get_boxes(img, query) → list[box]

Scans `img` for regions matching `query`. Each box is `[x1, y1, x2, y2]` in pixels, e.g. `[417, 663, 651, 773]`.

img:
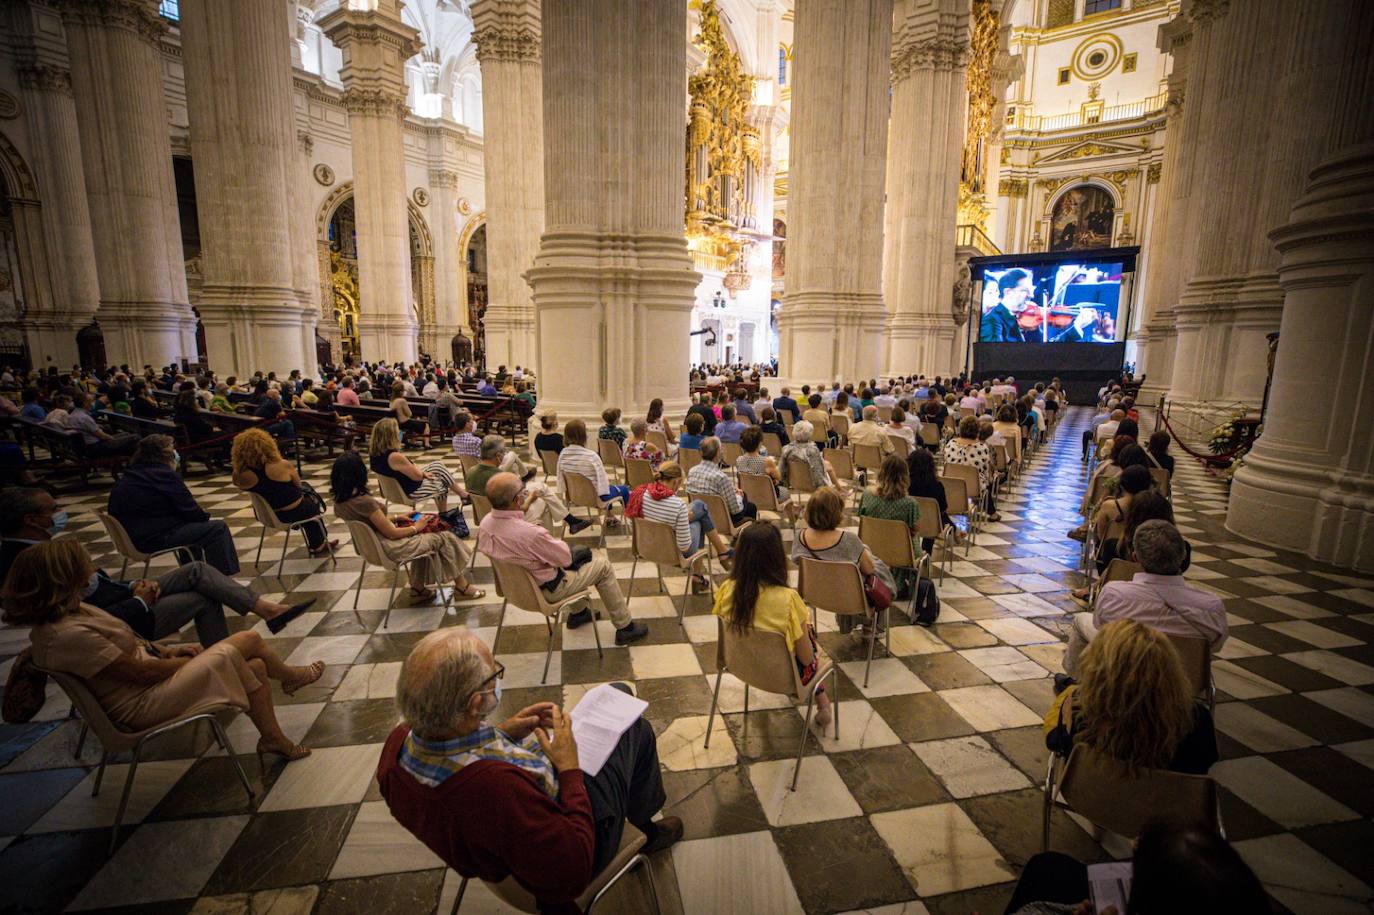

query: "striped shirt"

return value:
[688, 460, 741, 514]
[398, 725, 559, 797]
[557, 444, 611, 497]
[636, 488, 692, 551]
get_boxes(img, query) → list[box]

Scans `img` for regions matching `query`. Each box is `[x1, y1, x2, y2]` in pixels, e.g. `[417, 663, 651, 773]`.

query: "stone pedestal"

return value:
[180, 0, 316, 379]
[320, 1, 421, 365]
[776, 0, 892, 385]
[58, 0, 196, 368]
[527, 0, 699, 424]
[1227, 144, 1374, 572]
[882, 1, 966, 378]
[472, 0, 541, 373]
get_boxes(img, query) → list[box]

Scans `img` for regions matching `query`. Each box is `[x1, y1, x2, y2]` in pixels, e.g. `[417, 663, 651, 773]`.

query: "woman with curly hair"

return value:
[231, 428, 337, 557]
[1045, 619, 1216, 774]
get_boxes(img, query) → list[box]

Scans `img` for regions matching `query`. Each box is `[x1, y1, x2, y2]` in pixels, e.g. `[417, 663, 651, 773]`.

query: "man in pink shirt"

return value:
[478, 473, 647, 645]
[336, 378, 361, 406]
[1064, 520, 1227, 676]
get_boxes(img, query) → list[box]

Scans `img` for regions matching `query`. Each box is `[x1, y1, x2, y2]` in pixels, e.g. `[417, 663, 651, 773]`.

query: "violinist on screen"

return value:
[981, 269, 1033, 343]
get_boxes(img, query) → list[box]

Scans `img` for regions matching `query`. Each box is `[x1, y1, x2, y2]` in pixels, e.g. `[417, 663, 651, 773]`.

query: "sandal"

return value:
[409, 586, 437, 602]
[309, 540, 339, 557]
[454, 585, 487, 601]
[257, 737, 311, 768]
[282, 660, 326, 696]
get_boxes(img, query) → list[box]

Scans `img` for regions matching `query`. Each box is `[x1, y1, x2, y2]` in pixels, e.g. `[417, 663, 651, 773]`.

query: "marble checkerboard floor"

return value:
[2, 407, 1372, 915]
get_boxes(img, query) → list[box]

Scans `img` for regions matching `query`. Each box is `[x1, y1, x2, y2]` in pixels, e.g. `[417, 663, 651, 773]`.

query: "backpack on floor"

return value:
[911, 578, 940, 626]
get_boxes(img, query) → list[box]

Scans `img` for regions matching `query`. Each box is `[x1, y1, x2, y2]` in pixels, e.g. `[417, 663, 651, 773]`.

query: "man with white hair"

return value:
[378, 629, 682, 910]
[1062, 520, 1226, 677]
[467, 435, 590, 534]
[847, 404, 895, 457]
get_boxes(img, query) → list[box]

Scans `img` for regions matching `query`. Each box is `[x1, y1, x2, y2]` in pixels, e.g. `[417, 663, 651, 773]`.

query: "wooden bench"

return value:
[12, 416, 132, 491]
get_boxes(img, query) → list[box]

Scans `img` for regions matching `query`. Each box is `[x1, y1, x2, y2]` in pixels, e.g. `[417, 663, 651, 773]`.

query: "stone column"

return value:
[57, 0, 196, 369]
[528, 0, 699, 423]
[426, 166, 465, 361]
[776, 0, 893, 385]
[1227, 145, 1374, 571]
[10, 40, 100, 367]
[180, 0, 316, 379]
[472, 0, 541, 372]
[881, 0, 967, 377]
[289, 130, 321, 376]
[320, 1, 421, 365]
[1133, 16, 1191, 404]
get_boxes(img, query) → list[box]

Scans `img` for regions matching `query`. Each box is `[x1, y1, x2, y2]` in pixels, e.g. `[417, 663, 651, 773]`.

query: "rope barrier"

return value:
[1156, 409, 1249, 467]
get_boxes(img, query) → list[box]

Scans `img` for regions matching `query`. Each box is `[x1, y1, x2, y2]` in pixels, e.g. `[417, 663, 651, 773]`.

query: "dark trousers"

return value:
[585, 705, 666, 875]
[1002, 852, 1089, 914]
[89, 433, 139, 456]
[1081, 429, 1095, 457]
[265, 419, 296, 440]
[729, 498, 758, 527]
[149, 561, 258, 646]
[160, 519, 241, 576]
[275, 500, 329, 551]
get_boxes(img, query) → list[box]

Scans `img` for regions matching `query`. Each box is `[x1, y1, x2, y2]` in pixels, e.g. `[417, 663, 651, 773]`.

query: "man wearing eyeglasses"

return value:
[378, 629, 682, 912]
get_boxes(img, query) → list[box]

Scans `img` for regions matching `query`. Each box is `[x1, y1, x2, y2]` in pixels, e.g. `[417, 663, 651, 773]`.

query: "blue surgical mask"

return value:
[81, 571, 101, 598]
[48, 511, 69, 535]
[173, 451, 181, 469]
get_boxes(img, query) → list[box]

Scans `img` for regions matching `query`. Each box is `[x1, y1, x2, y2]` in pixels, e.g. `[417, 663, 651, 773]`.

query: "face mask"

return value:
[47, 511, 70, 536]
[173, 451, 182, 469]
[81, 571, 101, 598]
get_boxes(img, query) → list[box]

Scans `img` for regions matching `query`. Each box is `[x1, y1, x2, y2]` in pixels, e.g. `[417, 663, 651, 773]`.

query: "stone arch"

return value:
[0, 131, 39, 202]
[457, 210, 486, 366]
[316, 180, 354, 242]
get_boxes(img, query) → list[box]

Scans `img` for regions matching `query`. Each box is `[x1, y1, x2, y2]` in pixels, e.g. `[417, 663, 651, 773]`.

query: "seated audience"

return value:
[1048, 619, 1218, 775]
[735, 426, 795, 521]
[66, 390, 139, 455]
[1096, 490, 1186, 573]
[1065, 520, 1227, 676]
[480, 472, 647, 644]
[857, 455, 921, 597]
[732, 387, 757, 424]
[597, 407, 627, 449]
[686, 392, 717, 435]
[534, 413, 565, 456]
[174, 387, 218, 445]
[466, 434, 590, 534]
[331, 452, 483, 602]
[801, 393, 833, 444]
[230, 428, 337, 556]
[848, 405, 896, 458]
[943, 416, 999, 522]
[1, 488, 312, 644]
[792, 487, 893, 634]
[687, 437, 757, 526]
[714, 404, 746, 444]
[622, 419, 664, 469]
[7, 539, 322, 763]
[107, 435, 241, 575]
[772, 386, 800, 423]
[1147, 429, 1176, 477]
[645, 397, 677, 449]
[678, 412, 706, 452]
[757, 405, 790, 446]
[377, 628, 679, 911]
[252, 387, 296, 440]
[713, 523, 831, 727]
[370, 417, 468, 512]
[907, 446, 961, 550]
[886, 407, 915, 447]
[626, 462, 731, 588]
[557, 419, 631, 523]
[780, 420, 842, 491]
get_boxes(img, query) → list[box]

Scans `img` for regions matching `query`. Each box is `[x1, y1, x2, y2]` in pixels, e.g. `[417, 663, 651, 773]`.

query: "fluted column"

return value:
[776, 0, 893, 384]
[528, 0, 699, 424]
[1133, 16, 1192, 404]
[472, 0, 541, 372]
[57, 0, 196, 369]
[180, 0, 316, 379]
[320, 1, 421, 365]
[11, 46, 100, 367]
[426, 166, 465, 360]
[882, 0, 967, 377]
[289, 130, 321, 376]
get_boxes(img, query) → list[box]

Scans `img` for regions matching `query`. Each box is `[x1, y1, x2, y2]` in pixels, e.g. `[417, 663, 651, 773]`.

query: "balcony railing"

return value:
[956, 224, 1001, 257]
[1007, 90, 1167, 134]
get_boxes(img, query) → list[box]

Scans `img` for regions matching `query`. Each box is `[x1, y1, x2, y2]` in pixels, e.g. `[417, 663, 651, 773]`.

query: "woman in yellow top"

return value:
[711, 523, 832, 729]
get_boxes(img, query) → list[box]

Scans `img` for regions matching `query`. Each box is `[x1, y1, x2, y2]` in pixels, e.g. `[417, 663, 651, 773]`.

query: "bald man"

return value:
[479, 472, 647, 644]
[377, 629, 681, 911]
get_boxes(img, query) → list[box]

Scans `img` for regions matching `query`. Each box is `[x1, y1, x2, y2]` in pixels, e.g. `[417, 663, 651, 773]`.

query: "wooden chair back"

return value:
[828, 448, 856, 482]
[797, 557, 869, 621]
[598, 438, 625, 470]
[887, 435, 911, 459]
[739, 472, 781, 513]
[625, 458, 655, 488]
[943, 462, 982, 500]
[786, 457, 818, 494]
[877, 406, 893, 422]
[853, 443, 884, 472]
[858, 515, 917, 571]
[1165, 633, 1213, 700]
[762, 432, 784, 457]
[633, 517, 690, 568]
[714, 617, 810, 698]
[720, 441, 743, 468]
[940, 476, 972, 516]
[1057, 744, 1220, 839]
[679, 447, 702, 472]
[646, 430, 669, 453]
[919, 424, 942, 448]
[563, 470, 605, 513]
[538, 450, 560, 478]
[470, 492, 493, 525]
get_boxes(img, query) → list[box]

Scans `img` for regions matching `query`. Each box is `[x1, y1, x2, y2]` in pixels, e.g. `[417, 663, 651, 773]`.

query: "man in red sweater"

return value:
[377, 629, 682, 913]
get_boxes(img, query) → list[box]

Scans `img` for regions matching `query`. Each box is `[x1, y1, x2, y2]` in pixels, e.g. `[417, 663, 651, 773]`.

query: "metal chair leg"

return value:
[791, 690, 815, 791]
[541, 609, 561, 683]
[383, 568, 399, 629]
[109, 741, 144, 854]
[493, 599, 508, 653]
[92, 751, 109, 796]
[353, 560, 367, 609]
[590, 605, 604, 659]
[278, 527, 291, 578]
[209, 717, 255, 802]
[863, 621, 878, 688]
[703, 669, 724, 749]
[74, 721, 89, 759]
[255, 528, 266, 567]
[450, 876, 469, 915]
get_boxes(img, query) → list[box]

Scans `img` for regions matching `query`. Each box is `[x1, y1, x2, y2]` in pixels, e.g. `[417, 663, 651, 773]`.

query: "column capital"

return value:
[341, 86, 410, 119]
[318, 5, 421, 101]
[53, 0, 167, 44]
[16, 62, 73, 96]
[1188, 0, 1230, 27]
[471, 0, 541, 62]
[891, 38, 967, 83]
[429, 168, 460, 188]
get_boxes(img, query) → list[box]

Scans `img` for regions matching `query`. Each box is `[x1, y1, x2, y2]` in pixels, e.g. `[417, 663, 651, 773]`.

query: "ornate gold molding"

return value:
[998, 178, 1029, 197]
[1146, 162, 1162, 184]
[685, 0, 757, 233]
[1102, 168, 1137, 191]
[959, 0, 998, 226]
[472, 25, 540, 63]
[1036, 175, 1075, 195]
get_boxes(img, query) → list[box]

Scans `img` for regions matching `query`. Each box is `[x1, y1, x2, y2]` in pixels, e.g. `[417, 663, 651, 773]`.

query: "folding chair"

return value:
[689, 489, 751, 541]
[1090, 557, 1142, 611]
[96, 510, 203, 580]
[913, 496, 955, 580]
[377, 473, 445, 514]
[598, 438, 626, 483]
[704, 618, 837, 791]
[456, 452, 479, 483]
[625, 457, 655, 489]
[247, 492, 337, 579]
[38, 666, 253, 854]
[830, 413, 850, 443]
[489, 557, 602, 684]
[798, 557, 887, 688]
[877, 405, 893, 422]
[887, 435, 911, 459]
[345, 519, 452, 627]
[738, 472, 789, 527]
[628, 517, 714, 625]
[919, 424, 942, 450]
[564, 470, 623, 549]
[858, 515, 921, 619]
[1150, 466, 1172, 499]
[538, 449, 560, 484]
[678, 447, 702, 472]
[1042, 743, 1222, 853]
[939, 475, 976, 554]
[1166, 633, 1216, 714]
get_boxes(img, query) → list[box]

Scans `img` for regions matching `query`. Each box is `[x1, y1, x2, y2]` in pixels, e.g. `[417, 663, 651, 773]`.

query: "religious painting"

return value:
[772, 218, 786, 279]
[1049, 184, 1114, 251]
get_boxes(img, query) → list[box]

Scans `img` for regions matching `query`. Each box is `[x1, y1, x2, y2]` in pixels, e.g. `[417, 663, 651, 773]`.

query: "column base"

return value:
[25, 312, 98, 369]
[882, 314, 959, 378]
[361, 313, 419, 366]
[197, 296, 318, 379]
[1229, 449, 1374, 573]
[95, 301, 198, 370]
[776, 292, 887, 386]
[483, 305, 537, 372]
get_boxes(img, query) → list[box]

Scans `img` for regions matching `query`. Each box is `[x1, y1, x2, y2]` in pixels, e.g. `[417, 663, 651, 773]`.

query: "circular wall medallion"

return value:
[412, 187, 430, 207]
[313, 163, 336, 186]
[1071, 33, 1123, 81]
[457, 197, 472, 215]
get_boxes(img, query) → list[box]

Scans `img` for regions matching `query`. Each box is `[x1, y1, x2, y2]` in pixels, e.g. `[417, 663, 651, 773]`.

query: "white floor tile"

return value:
[911, 736, 1030, 798]
[937, 685, 1041, 732]
[871, 803, 1016, 896]
[259, 743, 384, 812]
[1212, 756, 1358, 828]
[673, 831, 803, 915]
[747, 756, 862, 827]
[329, 800, 445, 879]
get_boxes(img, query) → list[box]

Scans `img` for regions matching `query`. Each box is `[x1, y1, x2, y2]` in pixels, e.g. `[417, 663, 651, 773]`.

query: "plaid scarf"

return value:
[398, 725, 559, 797]
[626, 481, 676, 519]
